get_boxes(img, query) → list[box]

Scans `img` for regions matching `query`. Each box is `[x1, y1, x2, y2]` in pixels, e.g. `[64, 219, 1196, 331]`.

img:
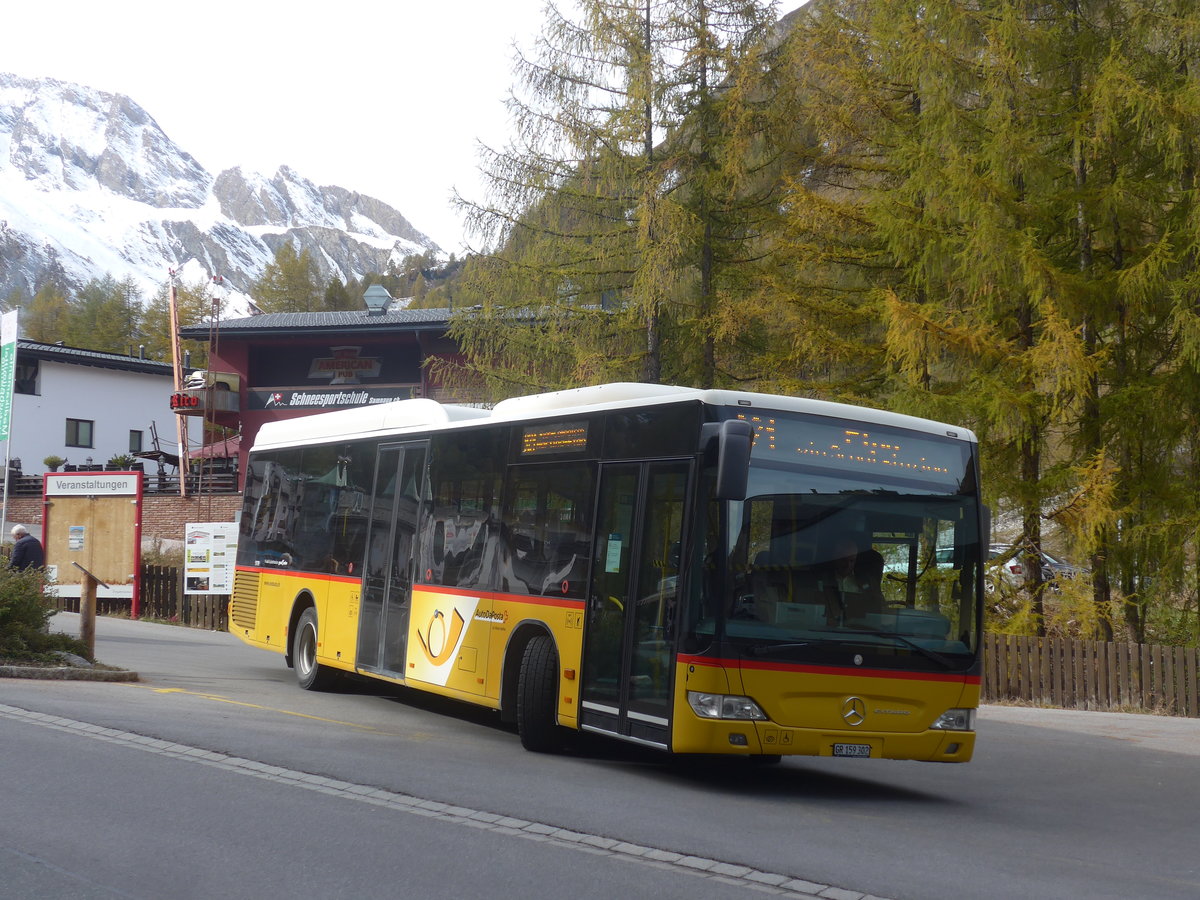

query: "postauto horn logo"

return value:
[417, 608, 466, 666]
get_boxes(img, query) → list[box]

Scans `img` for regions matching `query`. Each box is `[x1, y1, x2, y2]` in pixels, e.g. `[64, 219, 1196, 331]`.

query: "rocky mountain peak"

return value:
[0, 73, 210, 208]
[0, 72, 439, 303]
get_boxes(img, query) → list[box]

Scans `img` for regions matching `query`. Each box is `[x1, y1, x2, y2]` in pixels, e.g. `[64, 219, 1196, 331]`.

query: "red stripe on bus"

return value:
[234, 565, 360, 585]
[234, 569, 586, 609]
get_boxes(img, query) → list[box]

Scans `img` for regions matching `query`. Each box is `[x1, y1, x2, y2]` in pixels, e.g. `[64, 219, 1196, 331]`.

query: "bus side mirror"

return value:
[711, 419, 751, 502]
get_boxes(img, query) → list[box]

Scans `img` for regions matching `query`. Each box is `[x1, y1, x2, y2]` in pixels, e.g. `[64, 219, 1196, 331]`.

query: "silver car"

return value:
[987, 543, 1088, 592]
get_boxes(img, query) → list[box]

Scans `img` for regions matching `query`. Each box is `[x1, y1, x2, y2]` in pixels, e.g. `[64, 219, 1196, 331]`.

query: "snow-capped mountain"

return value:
[0, 73, 439, 309]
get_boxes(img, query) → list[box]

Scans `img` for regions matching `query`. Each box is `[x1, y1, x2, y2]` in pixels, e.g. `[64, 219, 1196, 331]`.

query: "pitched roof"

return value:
[18, 340, 177, 377]
[179, 307, 456, 339]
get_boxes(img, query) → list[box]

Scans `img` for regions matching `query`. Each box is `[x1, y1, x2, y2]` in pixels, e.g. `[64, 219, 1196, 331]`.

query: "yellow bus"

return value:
[231, 383, 982, 761]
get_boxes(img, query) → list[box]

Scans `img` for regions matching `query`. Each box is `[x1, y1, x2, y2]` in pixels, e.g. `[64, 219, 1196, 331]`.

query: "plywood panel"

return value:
[45, 495, 138, 586]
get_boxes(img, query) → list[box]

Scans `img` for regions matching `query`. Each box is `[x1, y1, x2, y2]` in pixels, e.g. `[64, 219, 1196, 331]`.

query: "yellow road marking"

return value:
[121, 682, 412, 735]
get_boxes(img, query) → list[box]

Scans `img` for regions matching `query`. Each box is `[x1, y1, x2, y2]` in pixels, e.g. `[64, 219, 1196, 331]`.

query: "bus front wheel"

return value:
[294, 607, 339, 691]
[517, 635, 561, 752]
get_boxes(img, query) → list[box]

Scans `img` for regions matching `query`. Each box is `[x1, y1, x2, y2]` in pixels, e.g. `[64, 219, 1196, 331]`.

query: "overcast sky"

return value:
[3, 0, 551, 254]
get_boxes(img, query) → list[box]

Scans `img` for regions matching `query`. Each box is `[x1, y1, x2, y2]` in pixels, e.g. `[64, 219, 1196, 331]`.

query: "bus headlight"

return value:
[930, 708, 976, 731]
[687, 691, 768, 721]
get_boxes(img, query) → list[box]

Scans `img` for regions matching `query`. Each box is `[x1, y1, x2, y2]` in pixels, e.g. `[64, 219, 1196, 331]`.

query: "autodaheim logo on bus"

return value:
[307, 346, 382, 385]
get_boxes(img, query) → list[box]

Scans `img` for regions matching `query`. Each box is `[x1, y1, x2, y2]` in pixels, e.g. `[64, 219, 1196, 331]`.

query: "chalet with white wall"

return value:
[9, 340, 200, 475]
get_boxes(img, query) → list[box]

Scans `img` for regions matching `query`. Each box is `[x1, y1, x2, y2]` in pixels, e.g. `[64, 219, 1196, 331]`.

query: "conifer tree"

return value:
[1081, 0, 1200, 641]
[662, 0, 784, 387]
[64, 275, 144, 353]
[323, 277, 355, 311]
[22, 282, 72, 343]
[773, 0, 1200, 639]
[3, 286, 31, 315]
[141, 277, 220, 367]
[450, 0, 778, 398]
[252, 243, 322, 313]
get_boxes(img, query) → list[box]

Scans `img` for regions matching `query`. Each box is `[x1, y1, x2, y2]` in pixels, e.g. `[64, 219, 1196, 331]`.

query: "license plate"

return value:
[833, 743, 872, 758]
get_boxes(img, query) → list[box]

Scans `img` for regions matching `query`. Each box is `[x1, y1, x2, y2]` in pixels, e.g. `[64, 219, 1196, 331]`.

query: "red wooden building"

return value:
[176, 305, 467, 487]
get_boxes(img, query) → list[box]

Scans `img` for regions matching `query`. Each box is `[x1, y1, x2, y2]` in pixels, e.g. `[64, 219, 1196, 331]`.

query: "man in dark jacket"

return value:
[10, 524, 44, 570]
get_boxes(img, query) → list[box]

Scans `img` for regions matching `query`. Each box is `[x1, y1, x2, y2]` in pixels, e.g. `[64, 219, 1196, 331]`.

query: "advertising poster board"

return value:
[185, 522, 238, 594]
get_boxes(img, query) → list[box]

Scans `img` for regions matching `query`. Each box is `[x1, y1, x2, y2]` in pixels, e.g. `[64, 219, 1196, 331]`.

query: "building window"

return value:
[15, 359, 39, 395]
[129, 430, 143, 453]
[66, 419, 94, 448]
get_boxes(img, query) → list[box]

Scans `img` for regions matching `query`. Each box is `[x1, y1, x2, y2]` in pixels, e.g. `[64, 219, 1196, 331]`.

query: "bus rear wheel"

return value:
[517, 635, 561, 752]
[294, 607, 339, 691]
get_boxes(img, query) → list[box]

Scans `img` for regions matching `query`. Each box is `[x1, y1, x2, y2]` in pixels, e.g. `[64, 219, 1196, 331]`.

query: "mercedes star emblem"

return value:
[842, 696, 866, 727]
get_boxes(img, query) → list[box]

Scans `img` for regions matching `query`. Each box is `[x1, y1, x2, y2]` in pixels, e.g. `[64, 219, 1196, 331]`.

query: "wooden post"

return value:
[167, 272, 190, 497]
[79, 573, 96, 657]
[71, 561, 109, 659]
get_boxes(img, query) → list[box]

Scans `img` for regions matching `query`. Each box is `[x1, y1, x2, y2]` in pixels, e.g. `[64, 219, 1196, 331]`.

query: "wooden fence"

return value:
[983, 633, 1200, 718]
[140, 565, 228, 630]
[52, 565, 228, 631]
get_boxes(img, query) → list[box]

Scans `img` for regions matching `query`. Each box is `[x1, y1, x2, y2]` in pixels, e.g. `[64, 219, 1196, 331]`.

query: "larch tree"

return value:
[773, 0, 1200, 639]
[3, 285, 31, 315]
[323, 277, 355, 311]
[252, 243, 322, 313]
[21, 282, 71, 343]
[64, 275, 144, 353]
[1073, 0, 1200, 642]
[661, 0, 783, 387]
[774, 0, 1084, 633]
[449, 0, 779, 399]
[141, 276, 222, 368]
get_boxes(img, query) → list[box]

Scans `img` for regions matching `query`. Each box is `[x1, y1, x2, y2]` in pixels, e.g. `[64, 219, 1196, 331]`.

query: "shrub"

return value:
[141, 538, 184, 568]
[0, 566, 92, 662]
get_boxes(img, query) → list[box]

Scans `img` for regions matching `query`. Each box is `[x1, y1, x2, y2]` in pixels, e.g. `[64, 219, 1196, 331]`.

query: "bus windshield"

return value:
[689, 411, 982, 672]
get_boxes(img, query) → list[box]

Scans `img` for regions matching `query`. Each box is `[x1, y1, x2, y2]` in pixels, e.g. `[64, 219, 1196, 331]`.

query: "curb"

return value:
[0, 665, 139, 682]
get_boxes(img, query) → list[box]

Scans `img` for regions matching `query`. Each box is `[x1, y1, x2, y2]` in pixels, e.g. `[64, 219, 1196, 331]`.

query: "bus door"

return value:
[581, 460, 691, 747]
[357, 441, 427, 678]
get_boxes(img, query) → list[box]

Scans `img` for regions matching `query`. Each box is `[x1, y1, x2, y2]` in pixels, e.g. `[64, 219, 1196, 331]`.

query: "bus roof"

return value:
[250, 383, 976, 452]
[251, 399, 491, 451]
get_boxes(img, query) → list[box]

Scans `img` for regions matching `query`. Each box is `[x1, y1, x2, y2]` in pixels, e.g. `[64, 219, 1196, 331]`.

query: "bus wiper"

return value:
[834, 626, 959, 669]
[745, 641, 810, 657]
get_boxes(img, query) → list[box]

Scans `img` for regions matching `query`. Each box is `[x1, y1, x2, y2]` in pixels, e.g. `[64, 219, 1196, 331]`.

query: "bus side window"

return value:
[500, 462, 594, 599]
[422, 429, 504, 591]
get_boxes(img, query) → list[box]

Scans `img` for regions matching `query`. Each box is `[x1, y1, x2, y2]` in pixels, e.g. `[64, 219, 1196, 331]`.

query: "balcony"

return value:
[170, 387, 240, 416]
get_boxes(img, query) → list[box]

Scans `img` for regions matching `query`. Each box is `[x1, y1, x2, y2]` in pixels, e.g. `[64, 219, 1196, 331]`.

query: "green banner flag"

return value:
[0, 310, 17, 442]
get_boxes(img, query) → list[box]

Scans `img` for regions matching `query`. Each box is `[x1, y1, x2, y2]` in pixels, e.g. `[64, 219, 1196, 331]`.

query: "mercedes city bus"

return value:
[231, 383, 983, 761]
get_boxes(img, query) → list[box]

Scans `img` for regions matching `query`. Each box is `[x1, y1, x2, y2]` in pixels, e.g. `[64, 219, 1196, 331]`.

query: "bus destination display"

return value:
[521, 421, 589, 456]
[738, 412, 964, 487]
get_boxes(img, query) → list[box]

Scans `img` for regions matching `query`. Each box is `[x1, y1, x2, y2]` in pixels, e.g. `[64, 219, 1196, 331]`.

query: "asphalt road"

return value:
[2, 614, 1197, 900]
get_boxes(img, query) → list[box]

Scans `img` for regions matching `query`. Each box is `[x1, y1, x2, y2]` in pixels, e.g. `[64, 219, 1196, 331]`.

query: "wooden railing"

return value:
[983, 633, 1200, 718]
[5, 470, 238, 495]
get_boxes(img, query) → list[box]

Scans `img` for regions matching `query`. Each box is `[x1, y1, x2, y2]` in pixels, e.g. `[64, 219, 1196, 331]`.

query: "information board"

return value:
[184, 522, 238, 594]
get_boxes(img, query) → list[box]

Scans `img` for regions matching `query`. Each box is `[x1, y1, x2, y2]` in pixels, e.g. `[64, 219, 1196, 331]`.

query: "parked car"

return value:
[1036, 548, 1089, 588]
[985, 544, 1024, 593]
[986, 543, 1088, 592]
[883, 544, 1086, 594]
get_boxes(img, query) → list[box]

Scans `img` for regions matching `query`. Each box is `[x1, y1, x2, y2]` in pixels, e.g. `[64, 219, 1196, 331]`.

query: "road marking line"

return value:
[0, 702, 886, 900]
[124, 683, 409, 734]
